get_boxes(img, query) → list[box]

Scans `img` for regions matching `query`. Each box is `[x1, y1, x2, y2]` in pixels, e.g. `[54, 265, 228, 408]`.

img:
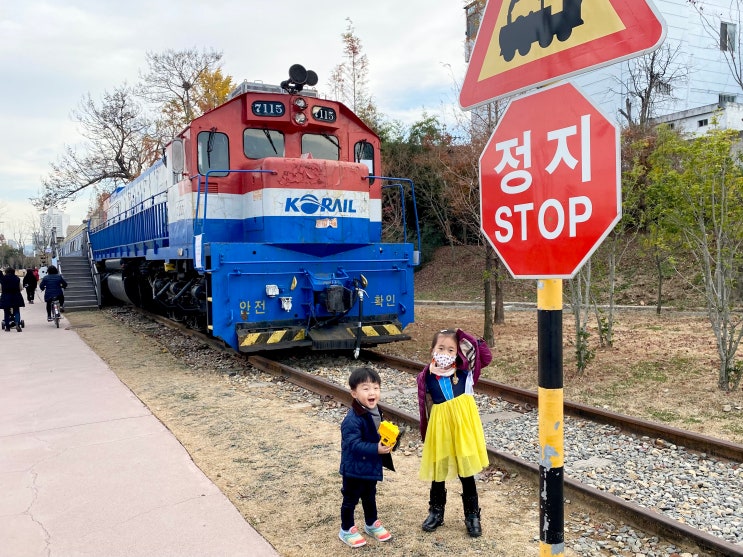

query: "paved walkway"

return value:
[0, 294, 279, 557]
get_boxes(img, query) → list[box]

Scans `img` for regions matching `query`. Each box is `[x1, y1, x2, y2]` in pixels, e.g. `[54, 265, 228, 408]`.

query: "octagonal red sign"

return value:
[480, 82, 620, 279]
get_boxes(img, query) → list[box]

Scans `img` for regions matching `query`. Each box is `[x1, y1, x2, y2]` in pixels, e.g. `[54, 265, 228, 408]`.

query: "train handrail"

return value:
[370, 175, 422, 266]
[83, 223, 102, 308]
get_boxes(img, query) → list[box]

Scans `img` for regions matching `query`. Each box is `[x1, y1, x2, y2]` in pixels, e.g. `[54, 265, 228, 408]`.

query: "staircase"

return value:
[58, 255, 100, 311]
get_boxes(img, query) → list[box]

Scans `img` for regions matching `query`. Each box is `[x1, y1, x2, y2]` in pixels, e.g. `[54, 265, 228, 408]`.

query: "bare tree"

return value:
[618, 42, 689, 127]
[688, 0, 743, 92]
[328, 19, 380, 130]
[33, 85, 153, 210]
[7, 219, 30, 261]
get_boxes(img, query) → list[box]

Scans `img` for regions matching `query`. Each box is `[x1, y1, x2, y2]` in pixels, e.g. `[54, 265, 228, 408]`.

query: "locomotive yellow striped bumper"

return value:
[236, 322, 409, 352]
[237, 327, 311, 352]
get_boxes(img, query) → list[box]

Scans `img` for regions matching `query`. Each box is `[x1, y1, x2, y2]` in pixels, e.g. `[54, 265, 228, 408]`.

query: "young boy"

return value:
[338, 367, 394, 548]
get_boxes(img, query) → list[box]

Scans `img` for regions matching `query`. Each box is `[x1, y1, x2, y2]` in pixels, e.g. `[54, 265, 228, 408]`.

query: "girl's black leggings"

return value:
[430, 474, 477, 498]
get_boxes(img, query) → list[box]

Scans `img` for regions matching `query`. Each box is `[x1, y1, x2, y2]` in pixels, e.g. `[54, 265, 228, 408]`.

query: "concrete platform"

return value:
[0, 293, 279, 557]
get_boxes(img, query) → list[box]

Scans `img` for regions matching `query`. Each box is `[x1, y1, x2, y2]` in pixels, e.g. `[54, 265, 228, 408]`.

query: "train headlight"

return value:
[294, 97, 307, 109]
[294, 113, 307, 125]
[280, 297, 293, 311]
[266, 284, 279, 297]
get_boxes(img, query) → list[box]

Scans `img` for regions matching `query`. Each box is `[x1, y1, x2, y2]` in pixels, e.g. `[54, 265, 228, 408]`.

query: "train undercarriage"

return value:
[99, 257, 411, 354]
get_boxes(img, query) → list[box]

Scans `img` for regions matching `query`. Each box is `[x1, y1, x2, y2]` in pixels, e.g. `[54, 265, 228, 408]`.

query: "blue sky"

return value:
[0, 0, 470, 229]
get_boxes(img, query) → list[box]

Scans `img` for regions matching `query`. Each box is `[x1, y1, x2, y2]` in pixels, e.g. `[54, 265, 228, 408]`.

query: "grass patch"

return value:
[628, 356, 700, 384]
[488, 359, 522, 378]
[682, 416, 703, 425]
[630, 361, 668, 383]
[723, 422, 743, 436]
[649, 409, 680, 422]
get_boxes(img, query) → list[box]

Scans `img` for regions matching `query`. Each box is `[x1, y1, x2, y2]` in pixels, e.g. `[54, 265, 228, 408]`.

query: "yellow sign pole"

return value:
[537, 278, 564, 556]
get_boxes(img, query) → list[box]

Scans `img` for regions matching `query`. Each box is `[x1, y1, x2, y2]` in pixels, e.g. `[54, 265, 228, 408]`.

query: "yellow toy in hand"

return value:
[378, 420, 400, 448]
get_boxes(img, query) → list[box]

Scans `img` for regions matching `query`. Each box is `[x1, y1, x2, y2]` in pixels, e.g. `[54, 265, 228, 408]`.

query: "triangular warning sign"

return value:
[460, 0, 667, 109]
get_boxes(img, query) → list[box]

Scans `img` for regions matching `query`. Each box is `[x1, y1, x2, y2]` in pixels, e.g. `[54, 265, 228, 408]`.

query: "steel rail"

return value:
[248, 352, 743, 557]
[361, 350, 743, 462]
[124, 310, 742, 555]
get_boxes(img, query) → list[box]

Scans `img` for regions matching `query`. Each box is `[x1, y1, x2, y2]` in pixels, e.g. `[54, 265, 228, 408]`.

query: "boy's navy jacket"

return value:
[340, 399, 395, 480]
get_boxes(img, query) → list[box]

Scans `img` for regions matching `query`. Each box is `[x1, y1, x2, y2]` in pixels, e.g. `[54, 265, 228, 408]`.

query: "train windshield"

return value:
[244, 128, 285, 159]
[197, 130, 229, 177]
[302, 133, 340, 161]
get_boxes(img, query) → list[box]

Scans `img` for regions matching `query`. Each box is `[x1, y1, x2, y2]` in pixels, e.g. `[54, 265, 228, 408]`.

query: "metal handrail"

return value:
[84, 223, 102, 308]
[369, 175, 422, 264]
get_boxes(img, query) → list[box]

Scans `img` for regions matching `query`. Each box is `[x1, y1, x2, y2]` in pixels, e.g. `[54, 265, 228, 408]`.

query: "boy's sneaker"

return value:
[364, 520, 392, 542]
[339, 526, 366, 548]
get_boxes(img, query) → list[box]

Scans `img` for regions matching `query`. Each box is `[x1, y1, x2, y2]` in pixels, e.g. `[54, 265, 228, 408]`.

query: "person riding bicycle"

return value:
[40, 265, 68, 322]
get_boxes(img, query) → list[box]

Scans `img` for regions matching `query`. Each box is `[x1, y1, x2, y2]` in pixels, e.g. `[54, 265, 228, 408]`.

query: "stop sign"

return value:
[480, 82, 620, 279]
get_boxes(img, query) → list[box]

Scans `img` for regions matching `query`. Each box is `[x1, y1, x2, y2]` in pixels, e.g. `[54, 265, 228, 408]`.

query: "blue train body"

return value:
[86, 66, 419, 353]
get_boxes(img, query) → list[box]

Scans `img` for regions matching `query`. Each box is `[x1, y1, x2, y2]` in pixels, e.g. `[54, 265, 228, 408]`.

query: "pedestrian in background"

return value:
[0, 268, 25, 332]
[338, 367, 394, 548]
[23, 268, 38, 304]
[417, 328, 492, 537]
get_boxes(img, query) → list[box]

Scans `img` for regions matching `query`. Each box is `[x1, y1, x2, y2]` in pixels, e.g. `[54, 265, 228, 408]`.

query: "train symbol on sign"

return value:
[499, 0, 584, 62]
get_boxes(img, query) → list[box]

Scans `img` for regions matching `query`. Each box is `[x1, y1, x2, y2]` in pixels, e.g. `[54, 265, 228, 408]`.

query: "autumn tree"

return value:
[138, 47, 225, 128]
[648, 124, 743, 390]
[155, 67, 233, 140]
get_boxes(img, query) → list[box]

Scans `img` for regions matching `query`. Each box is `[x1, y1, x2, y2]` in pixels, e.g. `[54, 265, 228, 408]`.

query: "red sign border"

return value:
[461, 0, 667, 109]
[478, 82, 622, 280]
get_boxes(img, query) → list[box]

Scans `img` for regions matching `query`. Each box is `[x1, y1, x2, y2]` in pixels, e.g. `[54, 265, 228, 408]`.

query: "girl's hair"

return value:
[47, 265, 58, 274]
[430, 328, 457, 350]
[4, 267, 15, 275]
[349, 366, 381, 389]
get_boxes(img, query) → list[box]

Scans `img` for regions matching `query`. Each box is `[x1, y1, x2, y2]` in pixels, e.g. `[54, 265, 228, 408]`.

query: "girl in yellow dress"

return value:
[416, 328, 492, 537]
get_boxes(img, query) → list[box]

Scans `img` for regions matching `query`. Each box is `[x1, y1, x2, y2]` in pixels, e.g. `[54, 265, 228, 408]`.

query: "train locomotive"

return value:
[87, 64, 420, 355]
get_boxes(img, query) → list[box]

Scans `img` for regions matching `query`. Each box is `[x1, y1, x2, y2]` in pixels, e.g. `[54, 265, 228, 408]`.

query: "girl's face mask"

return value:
[432, 352, 456, 369]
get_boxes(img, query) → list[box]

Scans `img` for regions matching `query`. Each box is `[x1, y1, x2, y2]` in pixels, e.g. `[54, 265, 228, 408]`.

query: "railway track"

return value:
[247, 351, 743, 557]
[133, 309, 743, 556]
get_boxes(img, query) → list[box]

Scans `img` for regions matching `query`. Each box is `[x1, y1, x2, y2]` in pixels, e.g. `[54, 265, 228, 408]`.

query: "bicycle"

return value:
[51, 298, 62, 328]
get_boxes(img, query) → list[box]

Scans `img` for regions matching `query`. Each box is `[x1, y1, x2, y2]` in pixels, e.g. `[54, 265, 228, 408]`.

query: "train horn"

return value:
[281, 64, 318, 93]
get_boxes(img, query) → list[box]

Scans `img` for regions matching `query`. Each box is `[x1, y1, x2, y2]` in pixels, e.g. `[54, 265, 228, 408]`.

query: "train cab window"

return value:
[302, 133, 340, 161]
[244, 128, 285, 159]
[354, 140, 375, 185]
[197, 130, 229, 177]
[354, 140, 375, 175]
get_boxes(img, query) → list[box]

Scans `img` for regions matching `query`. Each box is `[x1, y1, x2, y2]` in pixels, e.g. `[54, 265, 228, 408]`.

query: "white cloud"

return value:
[0, 0, 470, 225]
